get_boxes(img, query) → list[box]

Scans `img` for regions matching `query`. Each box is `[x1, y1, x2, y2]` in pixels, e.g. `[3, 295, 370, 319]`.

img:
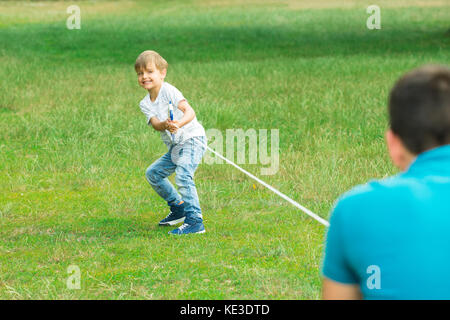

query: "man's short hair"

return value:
[389, 65, 450, 154]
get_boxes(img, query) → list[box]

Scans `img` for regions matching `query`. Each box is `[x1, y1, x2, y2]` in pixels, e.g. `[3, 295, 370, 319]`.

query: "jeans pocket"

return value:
[192, 137, 206, 165]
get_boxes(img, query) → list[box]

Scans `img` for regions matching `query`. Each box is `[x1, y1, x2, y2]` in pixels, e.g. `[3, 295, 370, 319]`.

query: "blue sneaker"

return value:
[169, 222, 206, 235]
[159, 201, 186, 226]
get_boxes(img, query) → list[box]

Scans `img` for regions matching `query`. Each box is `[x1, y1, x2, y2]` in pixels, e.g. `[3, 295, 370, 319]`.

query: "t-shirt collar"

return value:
[406, 144, 450, 176]
[148, 82, 165, 104]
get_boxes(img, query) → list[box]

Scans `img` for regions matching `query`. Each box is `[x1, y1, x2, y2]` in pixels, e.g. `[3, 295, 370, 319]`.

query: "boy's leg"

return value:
[145, 150, 182, 207]
[173, 136, 206, 225]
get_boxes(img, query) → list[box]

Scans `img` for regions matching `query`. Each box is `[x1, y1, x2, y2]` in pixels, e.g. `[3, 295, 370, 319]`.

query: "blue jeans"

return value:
[145, 136, 206, 225]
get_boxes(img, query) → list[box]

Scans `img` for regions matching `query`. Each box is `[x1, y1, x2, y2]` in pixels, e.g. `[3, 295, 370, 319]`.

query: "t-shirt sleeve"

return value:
[321, 199, 359, 284]
[139, 100, 156, 125]
[166, 84, 187, 111]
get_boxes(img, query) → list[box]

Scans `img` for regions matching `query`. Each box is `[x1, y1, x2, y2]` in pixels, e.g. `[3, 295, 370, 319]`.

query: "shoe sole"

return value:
[159, 217, 185, 226]
[169, 229, 206, 235]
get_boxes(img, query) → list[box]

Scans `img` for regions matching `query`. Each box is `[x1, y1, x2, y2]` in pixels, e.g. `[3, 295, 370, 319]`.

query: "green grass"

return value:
[0, 0, 449, 299]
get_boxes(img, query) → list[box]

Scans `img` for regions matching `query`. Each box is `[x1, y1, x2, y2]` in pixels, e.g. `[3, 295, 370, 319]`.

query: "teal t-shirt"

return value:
[322, 145, 450, 299]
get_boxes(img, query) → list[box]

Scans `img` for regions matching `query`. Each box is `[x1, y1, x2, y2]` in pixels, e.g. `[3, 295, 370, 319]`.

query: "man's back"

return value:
[323, 145, 450, 299]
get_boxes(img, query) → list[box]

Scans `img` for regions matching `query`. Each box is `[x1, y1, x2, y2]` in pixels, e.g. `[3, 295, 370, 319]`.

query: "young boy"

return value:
[135, 50, 207, 235]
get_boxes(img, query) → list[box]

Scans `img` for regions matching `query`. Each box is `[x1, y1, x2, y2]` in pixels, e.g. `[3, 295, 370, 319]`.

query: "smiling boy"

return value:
[135, 50, 207, 235]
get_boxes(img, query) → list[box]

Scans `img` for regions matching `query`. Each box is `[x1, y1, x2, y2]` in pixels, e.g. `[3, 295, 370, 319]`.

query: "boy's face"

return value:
[137, 61, 166, 91]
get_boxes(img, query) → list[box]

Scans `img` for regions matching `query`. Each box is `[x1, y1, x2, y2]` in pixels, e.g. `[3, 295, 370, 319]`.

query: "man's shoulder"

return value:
[335, 173, 413, 215]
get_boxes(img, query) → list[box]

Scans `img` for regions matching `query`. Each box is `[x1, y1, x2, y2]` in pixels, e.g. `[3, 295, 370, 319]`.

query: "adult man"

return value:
[322, 65, 450, 299]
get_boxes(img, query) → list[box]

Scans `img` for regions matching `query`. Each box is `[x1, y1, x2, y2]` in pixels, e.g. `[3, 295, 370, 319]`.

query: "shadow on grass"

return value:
[0, 18, 447, 67]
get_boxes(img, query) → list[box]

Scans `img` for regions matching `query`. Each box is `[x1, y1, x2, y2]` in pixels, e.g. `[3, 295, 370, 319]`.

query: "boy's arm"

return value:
[149, 117, 169, 132]
[171, 100, 195, 128]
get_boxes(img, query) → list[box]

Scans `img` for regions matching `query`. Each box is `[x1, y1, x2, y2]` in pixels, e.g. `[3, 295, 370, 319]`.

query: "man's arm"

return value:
[322, 277, 362, 300]
[322, 198, 362, 299]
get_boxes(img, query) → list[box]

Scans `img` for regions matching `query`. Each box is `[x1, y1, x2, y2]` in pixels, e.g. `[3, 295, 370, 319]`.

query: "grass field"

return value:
[0, 0, 449, 299]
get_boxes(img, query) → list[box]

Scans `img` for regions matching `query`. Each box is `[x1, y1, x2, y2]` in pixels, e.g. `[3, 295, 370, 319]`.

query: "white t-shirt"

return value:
[139, 82, 206, 148]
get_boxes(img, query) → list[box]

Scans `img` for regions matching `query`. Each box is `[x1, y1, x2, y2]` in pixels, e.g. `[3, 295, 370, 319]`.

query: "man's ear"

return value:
[161, 68, 167, 79]
[386, 129, 415, 171]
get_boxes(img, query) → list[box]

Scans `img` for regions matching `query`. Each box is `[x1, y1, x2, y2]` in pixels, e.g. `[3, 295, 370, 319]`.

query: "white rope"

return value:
[202, 139, 329, 227]
[170, 125, 330, 227]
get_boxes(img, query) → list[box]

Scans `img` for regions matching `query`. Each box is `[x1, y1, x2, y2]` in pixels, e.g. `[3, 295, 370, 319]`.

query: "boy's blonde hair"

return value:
[134, 50, 168, 72]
